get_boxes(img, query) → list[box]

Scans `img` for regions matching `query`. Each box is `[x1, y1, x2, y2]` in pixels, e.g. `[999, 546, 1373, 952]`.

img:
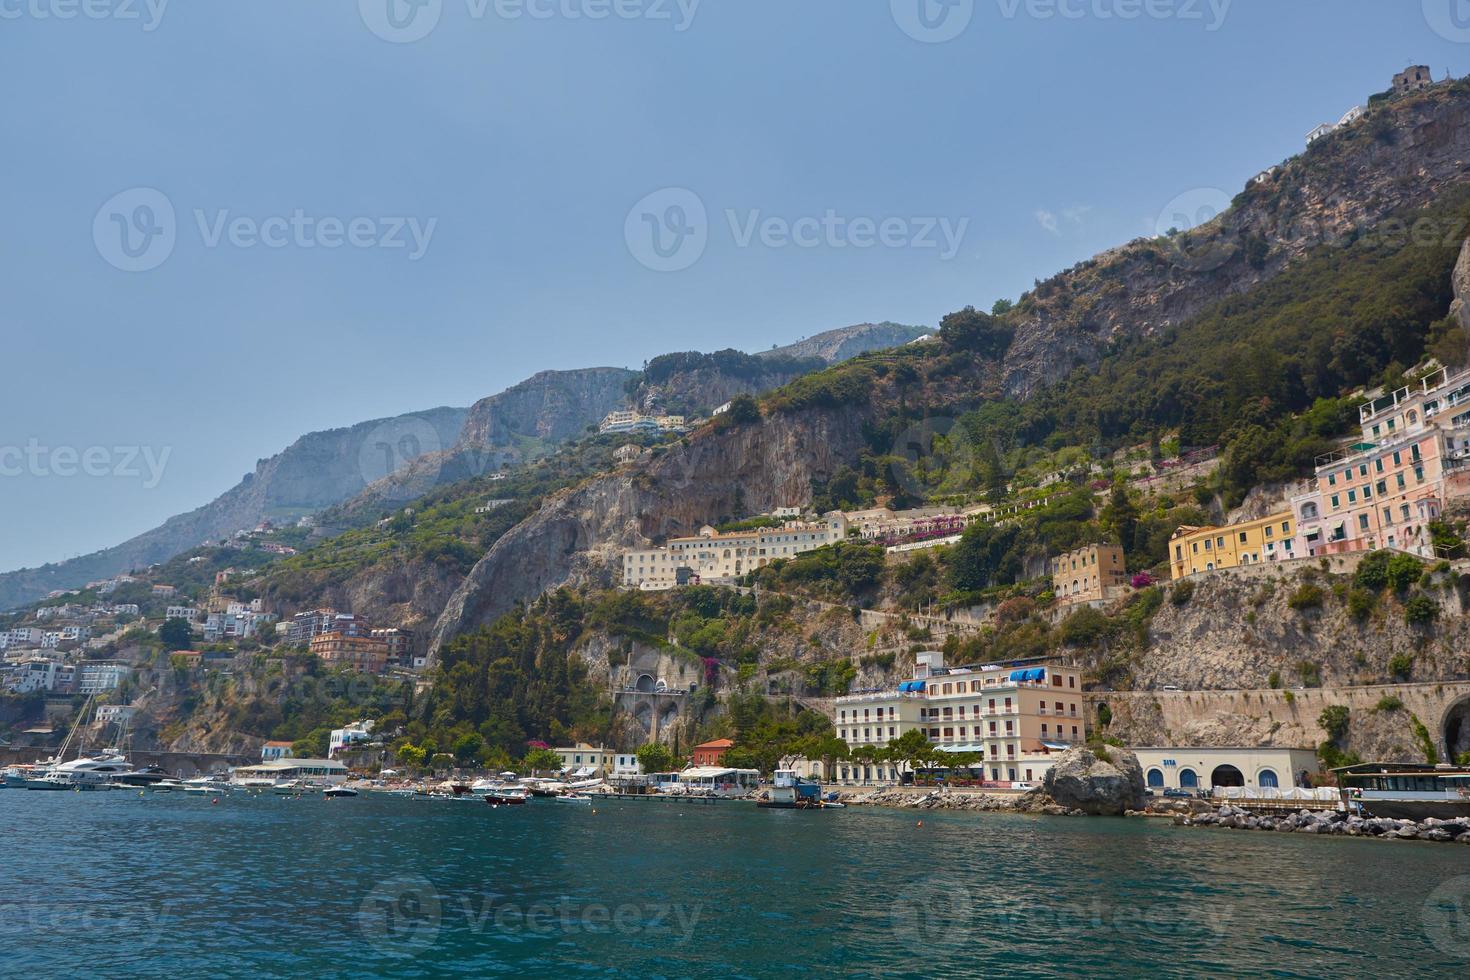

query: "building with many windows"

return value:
[833, 652, 1086, 785]
[309, 632, 390, 674]
[1169, 512, 1297, 580]
[1050, 543, 1129, 607]
[622, 513, 849, 589]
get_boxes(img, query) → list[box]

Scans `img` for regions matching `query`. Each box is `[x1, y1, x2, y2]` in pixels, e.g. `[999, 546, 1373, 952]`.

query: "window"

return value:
[1377, 481, 1387, 495]
[1146, 768, 1165, 788]
[1239, 531, 1248, 543]
[1375, 459, 1384, 474]
[1347, 490, 1356, 504]
[1397, 473, 1406, 490]
[1363, 485, 1372, 500]
[1328, 473, 1337, 486]
[1331, 494, 1340, 509]
[1358, 514, 1370, 531]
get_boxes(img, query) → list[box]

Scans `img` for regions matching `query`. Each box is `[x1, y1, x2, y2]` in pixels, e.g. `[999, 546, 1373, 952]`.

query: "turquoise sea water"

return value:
[2, 790, 1469, 978]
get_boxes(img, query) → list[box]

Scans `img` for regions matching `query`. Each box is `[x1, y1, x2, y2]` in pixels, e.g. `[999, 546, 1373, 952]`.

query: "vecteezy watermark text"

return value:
[625, 188, 969, 272]
[358, 0, 700, 43]
[890, 0, 1230, 43]
[357, 876, 704, 954]
[0, 440, 170, 489]
[0, 0, 168, 30]
[93, 188, 437, 272]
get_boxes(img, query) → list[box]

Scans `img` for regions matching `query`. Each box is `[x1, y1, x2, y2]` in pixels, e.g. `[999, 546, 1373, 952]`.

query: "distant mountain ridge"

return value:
[0, 321, 925, 610]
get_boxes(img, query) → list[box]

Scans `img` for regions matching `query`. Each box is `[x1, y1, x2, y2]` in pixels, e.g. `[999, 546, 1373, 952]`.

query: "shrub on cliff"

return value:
[1170, 580, 1195, 606]
[1403, 593, 1438, 625]
[1287, 582, 1325, 611]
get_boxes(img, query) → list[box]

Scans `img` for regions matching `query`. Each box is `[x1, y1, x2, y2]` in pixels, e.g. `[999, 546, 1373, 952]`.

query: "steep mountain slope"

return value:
[458, 367, 636, 448]
[761, 322, 929, 363]
[1001, 79, 1470, 397]
[0, 406, 468, 611]
[426, 81, 1470, 657]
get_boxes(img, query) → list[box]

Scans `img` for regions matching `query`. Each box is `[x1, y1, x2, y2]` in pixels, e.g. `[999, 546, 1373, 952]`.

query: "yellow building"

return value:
[1050, 543, 1129, 607]
[1169, 512, 1298, 580]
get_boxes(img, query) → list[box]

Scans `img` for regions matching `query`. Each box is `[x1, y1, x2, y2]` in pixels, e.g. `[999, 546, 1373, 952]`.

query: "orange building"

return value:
[691, 738, 734, 767]
[309, 631, 389, 674]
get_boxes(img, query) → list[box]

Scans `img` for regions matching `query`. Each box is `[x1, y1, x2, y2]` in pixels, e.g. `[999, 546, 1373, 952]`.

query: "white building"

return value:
[6, 658, 65, 694]
[3, 628, 45, 649]
[96, 704, 138, 725]
[166, 606, 200, 622]
[622, 513, 849, 589]
[329, 723, 375, 756]
[552, 743, 616, 777]
[77, 663, 130, 694]
[1338, 104, 1365, 127]
[1131, 746, 1320, 794]
[1305, 122, 1336, 145]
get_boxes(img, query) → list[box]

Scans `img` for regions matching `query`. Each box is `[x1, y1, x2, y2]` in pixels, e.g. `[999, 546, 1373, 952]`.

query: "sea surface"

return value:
[2, 789, 1469, 978]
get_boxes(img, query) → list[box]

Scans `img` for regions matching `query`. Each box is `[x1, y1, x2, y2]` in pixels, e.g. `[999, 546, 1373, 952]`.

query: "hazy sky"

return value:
[2, 0, 1466, 571]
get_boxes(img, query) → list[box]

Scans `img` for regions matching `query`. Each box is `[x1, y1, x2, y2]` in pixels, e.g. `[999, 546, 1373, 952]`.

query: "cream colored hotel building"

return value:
[834, 652, 1086, 785]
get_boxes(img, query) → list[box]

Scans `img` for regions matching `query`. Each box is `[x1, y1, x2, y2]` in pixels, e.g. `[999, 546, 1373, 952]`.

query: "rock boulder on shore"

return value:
[1042, 746, 1147, 816]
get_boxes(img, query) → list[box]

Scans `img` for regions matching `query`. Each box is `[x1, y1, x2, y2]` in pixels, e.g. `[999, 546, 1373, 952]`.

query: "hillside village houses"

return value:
[598, 410, 689, 436]
[1171, 364, 1470, 579]
[833, 651, 1086, 786]
[622, 512, 850, 589]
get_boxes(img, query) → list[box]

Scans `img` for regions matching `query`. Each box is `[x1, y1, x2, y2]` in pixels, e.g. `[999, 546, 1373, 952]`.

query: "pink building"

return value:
[1299, 367, 1470, 558]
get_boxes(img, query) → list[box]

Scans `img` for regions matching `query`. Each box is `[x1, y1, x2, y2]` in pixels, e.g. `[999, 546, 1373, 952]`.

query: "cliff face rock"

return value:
[429, 407, 870, 654]
[1449, 236, 1470, 334]
[762, 322, 930, 364]
[1042, 746, 1147, 815]
[1133, 564, 1470, 691]
[458, 367, 636, 448]
[1001, 83, 1470, 398]
[0, 406, 467, 611]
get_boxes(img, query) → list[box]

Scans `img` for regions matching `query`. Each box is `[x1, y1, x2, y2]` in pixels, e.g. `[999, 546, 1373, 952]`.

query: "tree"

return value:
[523, 747, 563, 775]
[396, 743, 428, 770]
[888, 729, 935, 778]
[938, 306, 1014, 360]
[636, 741, 677, 775]
[717, 394, 761, 428]
[159, 617, 193, 652]
[1318, 705, 1350, 743]
[292, 727, 330, 759]
[452, 732, 485, 764]
[990, 298, 1014, 316]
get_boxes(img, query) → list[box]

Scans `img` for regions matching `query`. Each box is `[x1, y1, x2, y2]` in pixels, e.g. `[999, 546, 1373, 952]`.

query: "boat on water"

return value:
[553, 793, 593, 804]
[150, 779, 189, 792]
[25, 753, 136, 791]
[111, 765, 171, 788]
[758, 770, 827, 810]
[1333, 762, 1470, 819]
[485, 786, 530, 805]
[272, 779, 321, 796]
[323, 786, 359, 798]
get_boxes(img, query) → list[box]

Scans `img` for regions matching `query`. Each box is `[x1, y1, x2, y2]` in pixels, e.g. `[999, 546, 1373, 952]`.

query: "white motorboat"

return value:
[150, 779, 189, 792]
[553, 793, 593, 804]
[26, 753, 135, 791]
[323, 786, 359, 798]
[182, 783, 225, 796]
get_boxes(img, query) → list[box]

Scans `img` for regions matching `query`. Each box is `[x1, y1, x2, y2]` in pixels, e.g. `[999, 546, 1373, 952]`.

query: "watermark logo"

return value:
[0, 440, 171, 488]
[1153, 186, 1235, 273]
[0, 0, 169, 31]
[359, 0, 699, 42]
[625, 187, 708, 272]
[625, 188, 970, 272]
[891, 0, 974, 43]
[1423, 875, 1470, 959]
[359, 875, 443, 953]
[359, 0, 443, 43]
[891, 881, 974, 945]
[93, 187, 176, 273]
[995, 0, 1231, 31]
[92, 189, 437, 271]
[358, 416, 444, 501]
[889, 415, 980, 501]
[1424, 0, 1470, 43]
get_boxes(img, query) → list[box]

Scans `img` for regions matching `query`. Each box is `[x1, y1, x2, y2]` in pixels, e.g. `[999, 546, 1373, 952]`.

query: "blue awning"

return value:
[1008, 667, 1046, 682]
[898, 680, 927, 692]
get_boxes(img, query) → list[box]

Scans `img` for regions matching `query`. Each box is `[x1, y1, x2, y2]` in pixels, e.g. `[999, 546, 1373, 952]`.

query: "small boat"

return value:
[757, 770, 828, 810]
[182, 783, 225, 796]
[323, 786, 359, 798]
[149, 779, 189, 792]
[485, 786, 530, 806]
[553, 793, 593, 804]
[111, 765, 171, 788]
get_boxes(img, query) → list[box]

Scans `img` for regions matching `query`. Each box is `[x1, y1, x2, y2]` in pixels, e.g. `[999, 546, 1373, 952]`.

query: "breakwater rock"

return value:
[1174, 804, 1470, 843]
[1043, 746, 1148, 816]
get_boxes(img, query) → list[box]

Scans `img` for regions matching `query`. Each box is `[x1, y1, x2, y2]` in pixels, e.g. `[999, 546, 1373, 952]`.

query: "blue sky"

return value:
[1, 0, 1466, 571]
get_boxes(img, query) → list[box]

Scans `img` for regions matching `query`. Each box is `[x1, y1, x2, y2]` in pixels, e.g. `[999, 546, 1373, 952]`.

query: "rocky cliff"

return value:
[0, 406, 468, 611]
[457, 367, 636, 448]
[762, 322, 929, 364]
[429, 406, 872, 653]
[1000, 81, 1470, 397]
